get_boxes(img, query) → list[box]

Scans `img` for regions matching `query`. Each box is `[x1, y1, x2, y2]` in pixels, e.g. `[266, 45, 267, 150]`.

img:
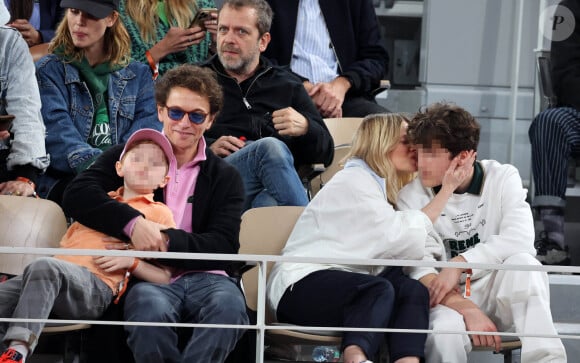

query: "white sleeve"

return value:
[461, 166, 536, 264]
[398, 181, 445, 279]
[289, 169, 432, 262]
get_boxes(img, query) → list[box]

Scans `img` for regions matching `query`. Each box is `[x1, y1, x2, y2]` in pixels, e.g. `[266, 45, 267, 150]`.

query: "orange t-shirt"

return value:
[54, 188, 176, 292]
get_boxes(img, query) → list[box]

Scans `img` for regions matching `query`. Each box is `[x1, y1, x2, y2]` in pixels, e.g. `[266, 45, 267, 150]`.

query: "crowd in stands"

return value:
[0, 0, 574, 362]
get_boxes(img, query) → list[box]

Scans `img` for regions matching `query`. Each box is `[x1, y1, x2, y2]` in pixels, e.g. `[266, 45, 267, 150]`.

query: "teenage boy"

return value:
[397, 102, 566, 363]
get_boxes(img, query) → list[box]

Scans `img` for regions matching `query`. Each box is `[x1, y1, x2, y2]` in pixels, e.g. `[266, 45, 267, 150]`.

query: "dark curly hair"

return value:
[408, 102, 480, 157]
[155, 64, 223, 117]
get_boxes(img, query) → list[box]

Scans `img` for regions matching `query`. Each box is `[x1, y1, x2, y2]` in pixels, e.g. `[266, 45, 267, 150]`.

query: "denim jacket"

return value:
[36, 54, 160, 196]
[0, 27, 50, 179]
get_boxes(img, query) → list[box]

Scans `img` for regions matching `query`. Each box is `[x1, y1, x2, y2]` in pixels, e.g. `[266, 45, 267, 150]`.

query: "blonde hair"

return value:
[125, 0, 197, 42]
[345, 113, 415, 205]
[49, 10, 131, 66]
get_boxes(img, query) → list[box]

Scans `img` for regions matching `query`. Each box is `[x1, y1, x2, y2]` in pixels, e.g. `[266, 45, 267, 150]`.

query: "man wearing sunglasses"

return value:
[201, 0, 334, 210]
[62, 65, 248, 363]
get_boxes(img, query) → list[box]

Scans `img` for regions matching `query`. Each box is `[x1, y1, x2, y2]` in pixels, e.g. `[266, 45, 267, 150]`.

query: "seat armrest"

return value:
[371, 79, 391, 97]
[297, 163, 326, 200]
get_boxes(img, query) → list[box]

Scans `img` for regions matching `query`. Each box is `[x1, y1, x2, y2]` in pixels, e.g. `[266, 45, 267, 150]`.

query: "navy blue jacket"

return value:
[552, 0, 580, 110]
[38, 0, 63, 42]
[7, 0, 63, 43]
[264, 0, 389, 97]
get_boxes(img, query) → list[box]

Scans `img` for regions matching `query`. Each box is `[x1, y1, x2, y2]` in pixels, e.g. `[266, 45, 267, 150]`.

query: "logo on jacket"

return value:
[443, 233, 481, 258]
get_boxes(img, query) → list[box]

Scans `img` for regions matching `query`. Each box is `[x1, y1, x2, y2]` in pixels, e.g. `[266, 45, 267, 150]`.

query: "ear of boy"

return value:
[115, 160, 124, 177]
[456, 150, 471, 166]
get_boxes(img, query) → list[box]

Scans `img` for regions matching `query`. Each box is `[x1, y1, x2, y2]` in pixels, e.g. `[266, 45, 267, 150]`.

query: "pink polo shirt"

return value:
[163, 137, 207, 232]
[124, 137, 227, 279]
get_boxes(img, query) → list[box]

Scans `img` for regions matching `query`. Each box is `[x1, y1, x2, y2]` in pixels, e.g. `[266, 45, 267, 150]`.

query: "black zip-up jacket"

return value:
[263, 0, 389, 98]
[62, 143, 245, 271]
[201, 55, 334, 167]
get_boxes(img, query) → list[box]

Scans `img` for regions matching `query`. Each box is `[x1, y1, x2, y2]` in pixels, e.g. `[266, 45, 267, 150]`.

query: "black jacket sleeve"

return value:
[63, 146, 245, 271]
[158, 153, 245, 270]
[552, 0, 580, 110]
[322, 0, 389, 96]
[264, 0, 388, 97]
[286, 79, 335, 167]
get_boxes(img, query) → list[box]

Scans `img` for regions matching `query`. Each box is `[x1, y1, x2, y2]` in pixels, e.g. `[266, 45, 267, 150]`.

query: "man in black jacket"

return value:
[529, 0, 580, 265]
[202, 0, 334, 210]
[63, 65, 248, 363]
[264, 0, 389, 118]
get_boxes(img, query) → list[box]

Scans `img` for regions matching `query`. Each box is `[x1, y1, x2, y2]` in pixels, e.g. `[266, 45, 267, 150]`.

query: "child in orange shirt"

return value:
[0, 129, 176, 363]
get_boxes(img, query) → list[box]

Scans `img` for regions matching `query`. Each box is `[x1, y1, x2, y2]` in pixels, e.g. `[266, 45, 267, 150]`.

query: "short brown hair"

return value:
[223, 0, 273, 35]
[408, 102, 480, 157]
[155, 64, 223, 116]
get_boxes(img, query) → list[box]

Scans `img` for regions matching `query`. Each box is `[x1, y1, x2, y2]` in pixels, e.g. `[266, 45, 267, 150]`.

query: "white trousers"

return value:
[425, 253, 567, 363]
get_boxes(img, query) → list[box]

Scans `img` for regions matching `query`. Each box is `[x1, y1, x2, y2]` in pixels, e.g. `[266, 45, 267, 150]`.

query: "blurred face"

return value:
[116, 143, 169, 194]
[416, 142, 453, 188]
[389, 123, 417, 174]
[67, 8, 117, 51]
[217, 5, 270, 79]
[158, 87, 214, 160]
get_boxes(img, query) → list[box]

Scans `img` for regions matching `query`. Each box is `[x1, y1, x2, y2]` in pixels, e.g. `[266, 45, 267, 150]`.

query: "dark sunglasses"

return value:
[166, 107, 207, 124]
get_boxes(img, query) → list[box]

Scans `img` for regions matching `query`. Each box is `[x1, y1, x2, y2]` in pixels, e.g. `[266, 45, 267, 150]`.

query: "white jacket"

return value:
[267, 158, 434, 313]
[397, 160, 536, 281]
[0, 3, 8, 25]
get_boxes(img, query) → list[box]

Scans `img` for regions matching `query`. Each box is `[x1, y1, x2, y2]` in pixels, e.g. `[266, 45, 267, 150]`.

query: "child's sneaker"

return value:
[0, 348, 23, 363]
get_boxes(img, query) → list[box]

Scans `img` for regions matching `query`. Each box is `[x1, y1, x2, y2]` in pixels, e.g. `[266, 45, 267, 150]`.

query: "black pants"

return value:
[276, 267, 428, 362]
[342, 95, 389, 117]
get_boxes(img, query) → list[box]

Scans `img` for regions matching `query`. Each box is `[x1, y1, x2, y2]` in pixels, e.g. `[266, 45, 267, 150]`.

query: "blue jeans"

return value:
[224, 137, 308, 210]
[123, 273, 248, 363]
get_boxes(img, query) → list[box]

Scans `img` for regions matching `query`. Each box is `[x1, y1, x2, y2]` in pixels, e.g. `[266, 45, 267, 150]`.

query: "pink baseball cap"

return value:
[120, 129, 174, 163]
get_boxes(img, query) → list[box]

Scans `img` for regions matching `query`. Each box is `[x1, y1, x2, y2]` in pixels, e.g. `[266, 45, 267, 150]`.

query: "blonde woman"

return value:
[120, 0, 217, 76]
[35, 0, 159, 205]
[266, 114, 475, 363]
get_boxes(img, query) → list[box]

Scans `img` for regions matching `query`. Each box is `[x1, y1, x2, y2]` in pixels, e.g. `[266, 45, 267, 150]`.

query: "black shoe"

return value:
[535, 232, 571, 265]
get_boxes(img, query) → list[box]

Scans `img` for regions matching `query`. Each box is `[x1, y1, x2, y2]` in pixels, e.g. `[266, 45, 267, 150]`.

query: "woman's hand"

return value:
[428, 264, 464, 307]
[150, 26, 207, 61]
[204, 12, 218, 45]
[440, 150, 476, 194]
